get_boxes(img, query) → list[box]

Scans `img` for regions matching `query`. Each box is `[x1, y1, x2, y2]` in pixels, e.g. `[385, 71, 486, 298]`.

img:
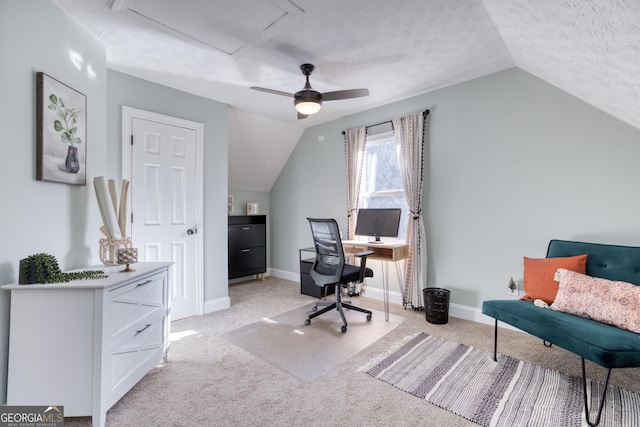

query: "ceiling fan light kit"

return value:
[295, 99, 322, 115]
[251, 63, 369, 119]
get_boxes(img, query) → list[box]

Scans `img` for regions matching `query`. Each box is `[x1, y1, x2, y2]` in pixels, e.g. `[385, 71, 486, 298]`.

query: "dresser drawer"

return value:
[228, 246, 266, 279]
[228, 224, 265, 249]
[109, 272, 166, 345]
[108, 318, 164, 406]
[112, 317, 163, 353]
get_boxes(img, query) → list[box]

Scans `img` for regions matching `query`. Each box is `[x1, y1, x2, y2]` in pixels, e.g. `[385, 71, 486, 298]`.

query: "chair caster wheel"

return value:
[304, 319, 310, 326]
[312, 306, 318, 312]
[366, 314, 372, 321]
[341, 325, 347, 333]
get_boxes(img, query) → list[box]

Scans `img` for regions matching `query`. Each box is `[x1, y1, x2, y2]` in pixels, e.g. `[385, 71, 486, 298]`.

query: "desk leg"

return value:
[382, 261, 390, 321]
[394, 261, 404, 305]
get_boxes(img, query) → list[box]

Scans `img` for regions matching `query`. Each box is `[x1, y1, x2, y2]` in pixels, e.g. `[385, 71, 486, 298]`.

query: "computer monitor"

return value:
[354, 208, 402, 243]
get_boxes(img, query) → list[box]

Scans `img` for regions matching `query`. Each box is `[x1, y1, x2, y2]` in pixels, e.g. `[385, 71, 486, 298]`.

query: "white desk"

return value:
[342, 240, 409, 320]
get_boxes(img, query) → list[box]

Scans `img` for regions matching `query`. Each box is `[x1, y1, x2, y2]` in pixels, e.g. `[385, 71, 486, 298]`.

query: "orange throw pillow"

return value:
[521, 254, 588, 304]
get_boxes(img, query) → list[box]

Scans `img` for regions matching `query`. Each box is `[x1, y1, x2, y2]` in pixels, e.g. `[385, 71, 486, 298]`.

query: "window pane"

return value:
[365, 143, 403, 192]
[360, 133, 409, 241]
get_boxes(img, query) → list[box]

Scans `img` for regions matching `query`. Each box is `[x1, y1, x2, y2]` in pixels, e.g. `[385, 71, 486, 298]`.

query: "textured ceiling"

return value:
[51, 0, 640, 191]
[484, 0, 640, 134]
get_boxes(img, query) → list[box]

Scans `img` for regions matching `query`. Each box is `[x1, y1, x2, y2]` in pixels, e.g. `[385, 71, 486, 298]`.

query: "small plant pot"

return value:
[19, 258, 49, 284]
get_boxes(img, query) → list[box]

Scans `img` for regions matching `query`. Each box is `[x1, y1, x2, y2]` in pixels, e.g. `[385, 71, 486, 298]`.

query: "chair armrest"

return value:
[353, 251, 374, 282]
[354, 250, 374, 258]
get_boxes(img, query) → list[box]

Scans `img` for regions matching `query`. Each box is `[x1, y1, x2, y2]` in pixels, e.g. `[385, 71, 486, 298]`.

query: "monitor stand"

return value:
[368, 236, 385, 244]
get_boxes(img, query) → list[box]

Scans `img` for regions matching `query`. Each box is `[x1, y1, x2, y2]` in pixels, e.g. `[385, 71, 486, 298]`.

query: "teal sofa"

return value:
[482, 239, 640, 426]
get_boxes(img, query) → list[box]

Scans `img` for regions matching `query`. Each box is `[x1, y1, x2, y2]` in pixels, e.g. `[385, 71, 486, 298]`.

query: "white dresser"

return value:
[2, 262, 172, 427]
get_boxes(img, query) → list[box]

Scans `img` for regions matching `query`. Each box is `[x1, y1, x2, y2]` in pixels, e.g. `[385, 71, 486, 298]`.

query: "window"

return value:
[359, 131, 409, 241]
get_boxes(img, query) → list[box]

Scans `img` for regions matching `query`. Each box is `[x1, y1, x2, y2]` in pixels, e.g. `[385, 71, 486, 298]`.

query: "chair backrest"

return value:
[307, 218, 346, 287]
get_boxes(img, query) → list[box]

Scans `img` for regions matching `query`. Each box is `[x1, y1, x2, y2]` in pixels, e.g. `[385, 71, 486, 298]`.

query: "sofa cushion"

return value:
[551, 268, 640, 334]
[482, 299, 640, 368]
[521, 254, 588, 304]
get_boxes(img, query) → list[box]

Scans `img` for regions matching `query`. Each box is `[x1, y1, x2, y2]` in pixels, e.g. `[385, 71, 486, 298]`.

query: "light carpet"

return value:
[363, 332, 640, 427]
[223, 302, 403, 383]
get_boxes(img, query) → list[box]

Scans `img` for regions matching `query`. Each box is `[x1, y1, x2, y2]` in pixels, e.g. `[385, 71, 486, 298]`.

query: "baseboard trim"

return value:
[269, 268, 298, 282]
[251, 269, 521, 331]
[359, 285, 403, 305]
[204, 296, 231, 314]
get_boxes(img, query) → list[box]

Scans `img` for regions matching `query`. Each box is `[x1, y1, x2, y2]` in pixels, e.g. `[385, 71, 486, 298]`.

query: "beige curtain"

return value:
[344, 127, 367, 239]
[392, 111, 428, 308]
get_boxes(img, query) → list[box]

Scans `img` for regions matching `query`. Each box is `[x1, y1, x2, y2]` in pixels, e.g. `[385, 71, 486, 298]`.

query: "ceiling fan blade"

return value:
[250, 86, 294, 97]
[297, 112, 308, 120]
[322, 88, 369, 101]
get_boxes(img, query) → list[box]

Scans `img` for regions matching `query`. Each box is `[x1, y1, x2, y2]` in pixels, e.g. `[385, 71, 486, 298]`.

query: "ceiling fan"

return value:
[250, 64, 369, 119]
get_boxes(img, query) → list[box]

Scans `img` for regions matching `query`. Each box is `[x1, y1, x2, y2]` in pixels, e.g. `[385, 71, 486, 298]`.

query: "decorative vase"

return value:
[65, 145, 80, 173]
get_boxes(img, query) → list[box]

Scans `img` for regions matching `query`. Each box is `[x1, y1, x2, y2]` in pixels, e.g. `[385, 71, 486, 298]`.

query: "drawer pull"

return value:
[242, 249, 250, 252]
[136, 324, 152, 334]
[242, 227, 251, 230]
[135, 279, 153, 288]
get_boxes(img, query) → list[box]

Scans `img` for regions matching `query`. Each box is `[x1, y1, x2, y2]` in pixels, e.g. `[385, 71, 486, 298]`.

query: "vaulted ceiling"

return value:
[52, 0, 640, 191]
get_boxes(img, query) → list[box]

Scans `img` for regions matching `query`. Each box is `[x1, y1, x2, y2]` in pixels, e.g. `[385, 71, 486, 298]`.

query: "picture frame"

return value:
[36, 72, 87, 185]
[247, 202, 259, 215]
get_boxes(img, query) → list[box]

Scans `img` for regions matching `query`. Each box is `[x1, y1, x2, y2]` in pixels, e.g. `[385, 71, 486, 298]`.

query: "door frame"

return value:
[121, 106, 204, 317]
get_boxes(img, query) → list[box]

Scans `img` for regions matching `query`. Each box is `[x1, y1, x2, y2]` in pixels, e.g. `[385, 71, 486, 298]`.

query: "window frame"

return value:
[358, 130, 408, 242]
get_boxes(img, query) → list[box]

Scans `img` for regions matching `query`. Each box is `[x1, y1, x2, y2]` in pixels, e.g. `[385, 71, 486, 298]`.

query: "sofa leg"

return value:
[492, 319, 498, 362]
[581, 357, 611, 427]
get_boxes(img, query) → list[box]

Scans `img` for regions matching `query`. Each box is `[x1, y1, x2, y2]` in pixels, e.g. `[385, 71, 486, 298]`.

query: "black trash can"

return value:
[423, 287, 450, 324]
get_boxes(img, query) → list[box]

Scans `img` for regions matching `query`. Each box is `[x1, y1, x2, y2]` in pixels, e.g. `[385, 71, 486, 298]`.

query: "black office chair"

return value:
[305, 218, 374, 333]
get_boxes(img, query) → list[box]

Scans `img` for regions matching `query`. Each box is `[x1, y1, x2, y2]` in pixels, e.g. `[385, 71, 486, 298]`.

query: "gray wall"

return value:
[106, 70, 229, 302]
[0, 0, 230, 403]
[0, 0, 108, 403]
[270, 68, 640, 308]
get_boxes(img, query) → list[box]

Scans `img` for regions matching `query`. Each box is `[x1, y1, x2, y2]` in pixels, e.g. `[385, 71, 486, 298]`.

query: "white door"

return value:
[122, 107, 203, 320]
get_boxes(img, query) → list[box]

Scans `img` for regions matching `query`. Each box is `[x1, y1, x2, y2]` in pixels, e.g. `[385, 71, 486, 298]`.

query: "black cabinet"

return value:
[299, 247, 335, 298]
[228, 215, 266, 280]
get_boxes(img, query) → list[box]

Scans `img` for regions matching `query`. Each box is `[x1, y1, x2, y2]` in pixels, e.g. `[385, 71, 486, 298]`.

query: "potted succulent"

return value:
[19, 253, 107, 284]
[48, 93, 83, 173]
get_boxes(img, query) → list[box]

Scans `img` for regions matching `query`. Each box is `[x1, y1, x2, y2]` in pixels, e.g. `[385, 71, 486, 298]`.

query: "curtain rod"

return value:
[341, 109, 430, 135]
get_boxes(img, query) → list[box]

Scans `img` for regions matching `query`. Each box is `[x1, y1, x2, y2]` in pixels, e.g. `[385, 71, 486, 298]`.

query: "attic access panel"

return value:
[112, 0, 304, 55]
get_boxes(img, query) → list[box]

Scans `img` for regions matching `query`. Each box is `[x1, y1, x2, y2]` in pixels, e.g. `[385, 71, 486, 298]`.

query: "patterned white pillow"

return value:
[551, 268, 640, 333]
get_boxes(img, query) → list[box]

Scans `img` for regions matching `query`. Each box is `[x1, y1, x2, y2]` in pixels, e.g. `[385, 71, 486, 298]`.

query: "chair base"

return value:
[305, 287, 372, 333]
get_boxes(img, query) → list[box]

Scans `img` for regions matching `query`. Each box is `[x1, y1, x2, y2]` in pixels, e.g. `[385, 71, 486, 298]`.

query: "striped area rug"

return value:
[363, 332, 640, 427]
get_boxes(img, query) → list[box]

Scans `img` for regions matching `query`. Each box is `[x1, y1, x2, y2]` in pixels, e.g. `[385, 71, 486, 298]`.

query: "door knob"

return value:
[187, 228, 197, 235]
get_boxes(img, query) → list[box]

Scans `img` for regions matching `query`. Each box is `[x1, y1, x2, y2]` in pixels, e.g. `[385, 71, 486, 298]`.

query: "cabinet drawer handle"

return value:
[135, 279, 152, 288]
[242, 249, 250, 252]
[242, 227, 251, 230]
[136, 324, 152, 334]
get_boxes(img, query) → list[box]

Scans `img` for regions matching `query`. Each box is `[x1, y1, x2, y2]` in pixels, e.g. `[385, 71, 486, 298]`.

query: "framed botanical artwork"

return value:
[36, 72, 87, 185]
